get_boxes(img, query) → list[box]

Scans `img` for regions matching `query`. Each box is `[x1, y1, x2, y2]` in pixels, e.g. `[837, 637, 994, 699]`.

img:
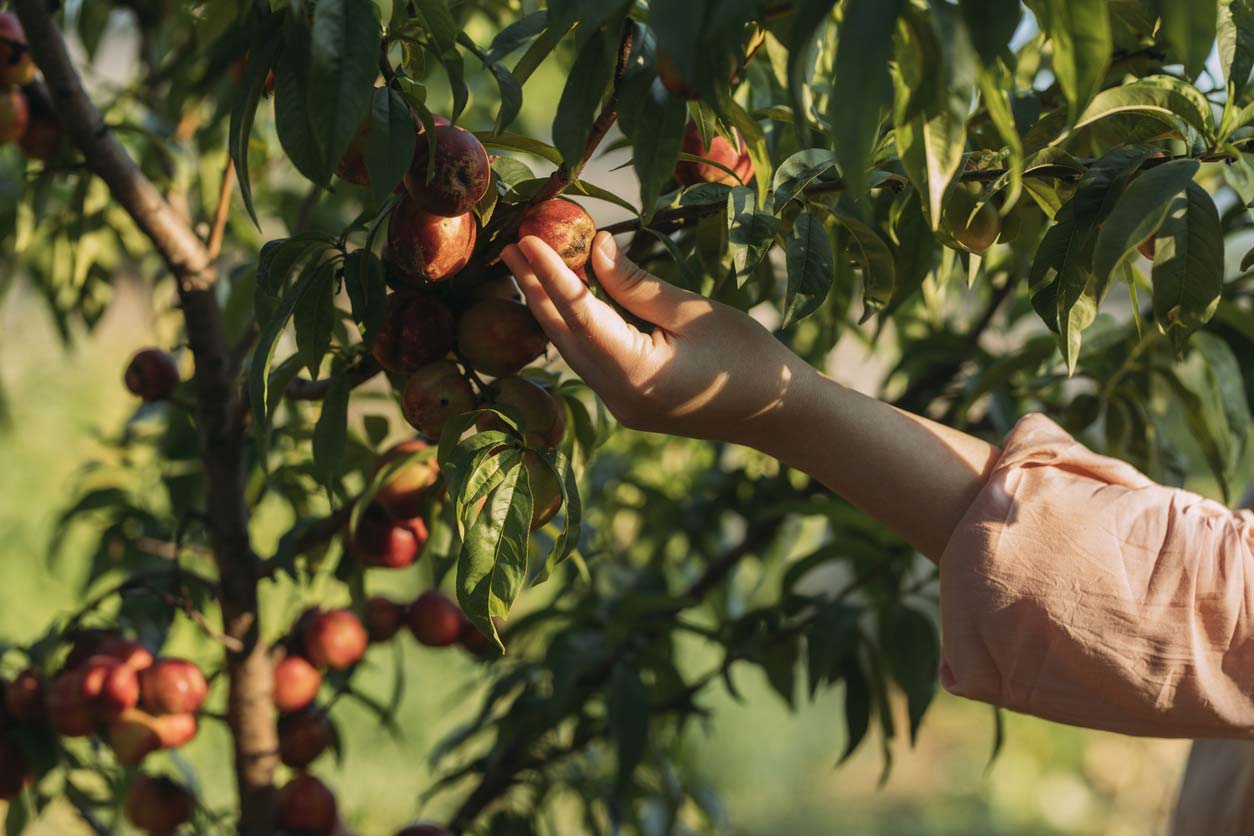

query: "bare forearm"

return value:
[755, 368, 1000, 562]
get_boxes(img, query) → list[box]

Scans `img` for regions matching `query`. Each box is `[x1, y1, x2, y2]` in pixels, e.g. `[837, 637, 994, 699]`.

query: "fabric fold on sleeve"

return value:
[939, 413, 1254, 738]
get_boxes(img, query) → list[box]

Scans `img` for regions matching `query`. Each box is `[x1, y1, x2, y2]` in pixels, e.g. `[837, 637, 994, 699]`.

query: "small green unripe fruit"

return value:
[943, 187, 1001, 252]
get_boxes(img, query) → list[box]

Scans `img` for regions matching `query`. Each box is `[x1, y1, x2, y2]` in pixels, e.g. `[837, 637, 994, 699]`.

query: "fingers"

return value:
[514, 236, 639, 351]
[500, 242, 637, 388]
[589, 232, 709, 329]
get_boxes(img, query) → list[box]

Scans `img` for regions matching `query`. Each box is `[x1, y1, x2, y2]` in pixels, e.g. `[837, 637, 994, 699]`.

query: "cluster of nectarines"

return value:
[0, 13, 64, 161]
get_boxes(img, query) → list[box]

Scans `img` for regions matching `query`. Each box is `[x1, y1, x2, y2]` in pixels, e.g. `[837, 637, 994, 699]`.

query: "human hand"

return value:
[500, 232, 818, 449]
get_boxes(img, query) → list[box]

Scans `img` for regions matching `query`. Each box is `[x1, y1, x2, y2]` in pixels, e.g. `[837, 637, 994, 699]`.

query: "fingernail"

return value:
[596, 233, 616, 259]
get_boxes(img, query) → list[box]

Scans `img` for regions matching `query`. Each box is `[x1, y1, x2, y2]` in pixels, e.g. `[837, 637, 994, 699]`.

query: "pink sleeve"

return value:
[939, 413, 1254, 738]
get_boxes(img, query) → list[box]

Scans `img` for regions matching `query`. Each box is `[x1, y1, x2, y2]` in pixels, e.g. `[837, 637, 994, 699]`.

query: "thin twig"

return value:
[206, 156, 236, 261]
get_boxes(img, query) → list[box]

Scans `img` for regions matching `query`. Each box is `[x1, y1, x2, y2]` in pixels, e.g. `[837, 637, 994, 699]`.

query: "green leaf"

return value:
[838, 655, 871, 764]
[828, 0, 906, 201]
[275, 19, 331, 185]
[772, 148, 836, 209]
[458, 32, 525, 133]
[879, 606, 939, 744]
[552, 26, 616, 168]
[413, 0, 469, 120]
[783, 211, 834, 326]
[365, 88, 418, 206]
[718, 89, 774, 202]
[1033, 0, 1112, 124]
[977, 67, 1024, 211]
[313, 373, 349, 490]
[788, 0, 839, 143]
[308, 0, 380, 186]
[1193, 331, 1252, 446]
[1067, 77, 1213, 142]
[456, 455, 533, 649]
[1157, 0, 1218, 78]
[487, 11, 547, 62]
[476, 132, 563, 165]
[958, 0, 1022, 65]
[830, 212, 895, 320]
[893, 68, 970, 225]
[342, 250, 387, 340]
[1092, 159, 1200, 290]
[727, 187, 781, 288]
[293, 261, 337, 379]
[250, 269, 316, 458]
[617, 69, 687, 221]
[607, 665, 649, 788]
[536, 450, 581, 582]
[1151, 181, 1224, 352]
[228, 17, 283, 226]
[1219, 0, 1254, 94]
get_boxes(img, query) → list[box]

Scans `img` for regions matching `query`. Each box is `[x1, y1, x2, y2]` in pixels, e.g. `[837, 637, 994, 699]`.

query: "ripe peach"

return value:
[124, 349, 180, 402]
[458, 624, 494, 658]
[273, 654, 322, 713]
[0, 13, 34, 87]
[18, 87, 61, 162]
[303, 610, 368, 671]
[365, 596, 406, 643]
[407, 591, 465, 647]
[139, 658, 208, 715]
[96, 637, 156, 671]
[674, 120, 753, 187]
[372, 439, 440, 520]
[455, 299, 548, 378]
[400, 360, 476, 439]
[125, 774, 194, 836]
[518, 200, 596, 272]
[405, 121, 491, 217]
[151, 711, 197, 749]
[277, 774, 338, 836]
[80, 655, 140, 720]
[47, 670, 95, 737]
[524, 451, 563, 531]
[0, 85, 28, 146]
[0, 737, 29, 801]
[106, 709, 162, 765]
[349, 502, 427, 569]
[477, 376, 565, 448]
[5, 670, 46, 723]
[279, 707, 334, 768]
[387, 194, 477, 283]
[395, 825, 454, 836]
[371, 292, 456, 373]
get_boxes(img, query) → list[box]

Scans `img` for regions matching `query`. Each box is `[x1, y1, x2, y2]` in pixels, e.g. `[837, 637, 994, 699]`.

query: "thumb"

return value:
[590, 231, 706, 329]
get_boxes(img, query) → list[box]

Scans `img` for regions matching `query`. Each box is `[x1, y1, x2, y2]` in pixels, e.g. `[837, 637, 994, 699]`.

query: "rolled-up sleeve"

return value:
[939, 413, 1254, 738]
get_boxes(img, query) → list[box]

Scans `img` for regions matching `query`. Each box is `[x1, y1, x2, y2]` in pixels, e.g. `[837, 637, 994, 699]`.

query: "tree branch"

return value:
[12, 4, 277, 832]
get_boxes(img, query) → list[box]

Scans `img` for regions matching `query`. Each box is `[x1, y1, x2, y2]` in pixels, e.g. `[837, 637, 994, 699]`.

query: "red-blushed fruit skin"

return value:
[349, 502, 427, 569]
[655, 49, 698, 100]
[395, 825, 454, 836]
[372, 439, 440, 520]
[1138, 235, 1156, 261]
[18, 87, 61, 162]
[303, 610, 368, 671]
[0, 737, 29, 801]
[458, 623, 494, 658]
[5, 670, 46, 723]
[0, 14, 34, 87]
[407, 591, 466, 647]
[80, 656, 140, 720]
[124, 349, 181, 402]
[277, 774, 338, 836]
[518, 200, 597, 271]
[387, 194, 477, 283]
[477, 376, 566, 448]
[405, 123, 491, 217]
[400, 360, 477, 439]
[125, 774, 194, 836]
[674, 120, 754, 187]
[0, 86, 28, 146]
[273, 655, 322, 713]
[279, 707, 334, 768]
[371, 292, 456, 373]
[336, 116, 371, 185]
[365, 596, 406, 643]
[47, 670, 95, 737]
[455, 299, 548, 378]
[139, 658, 208, 716]
[151, 711, 198, 749]
[96, 637, 156, 671]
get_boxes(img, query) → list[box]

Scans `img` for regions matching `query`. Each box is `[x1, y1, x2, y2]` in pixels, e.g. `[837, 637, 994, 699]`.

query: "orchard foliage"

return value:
[0, 0, 1252, 833]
